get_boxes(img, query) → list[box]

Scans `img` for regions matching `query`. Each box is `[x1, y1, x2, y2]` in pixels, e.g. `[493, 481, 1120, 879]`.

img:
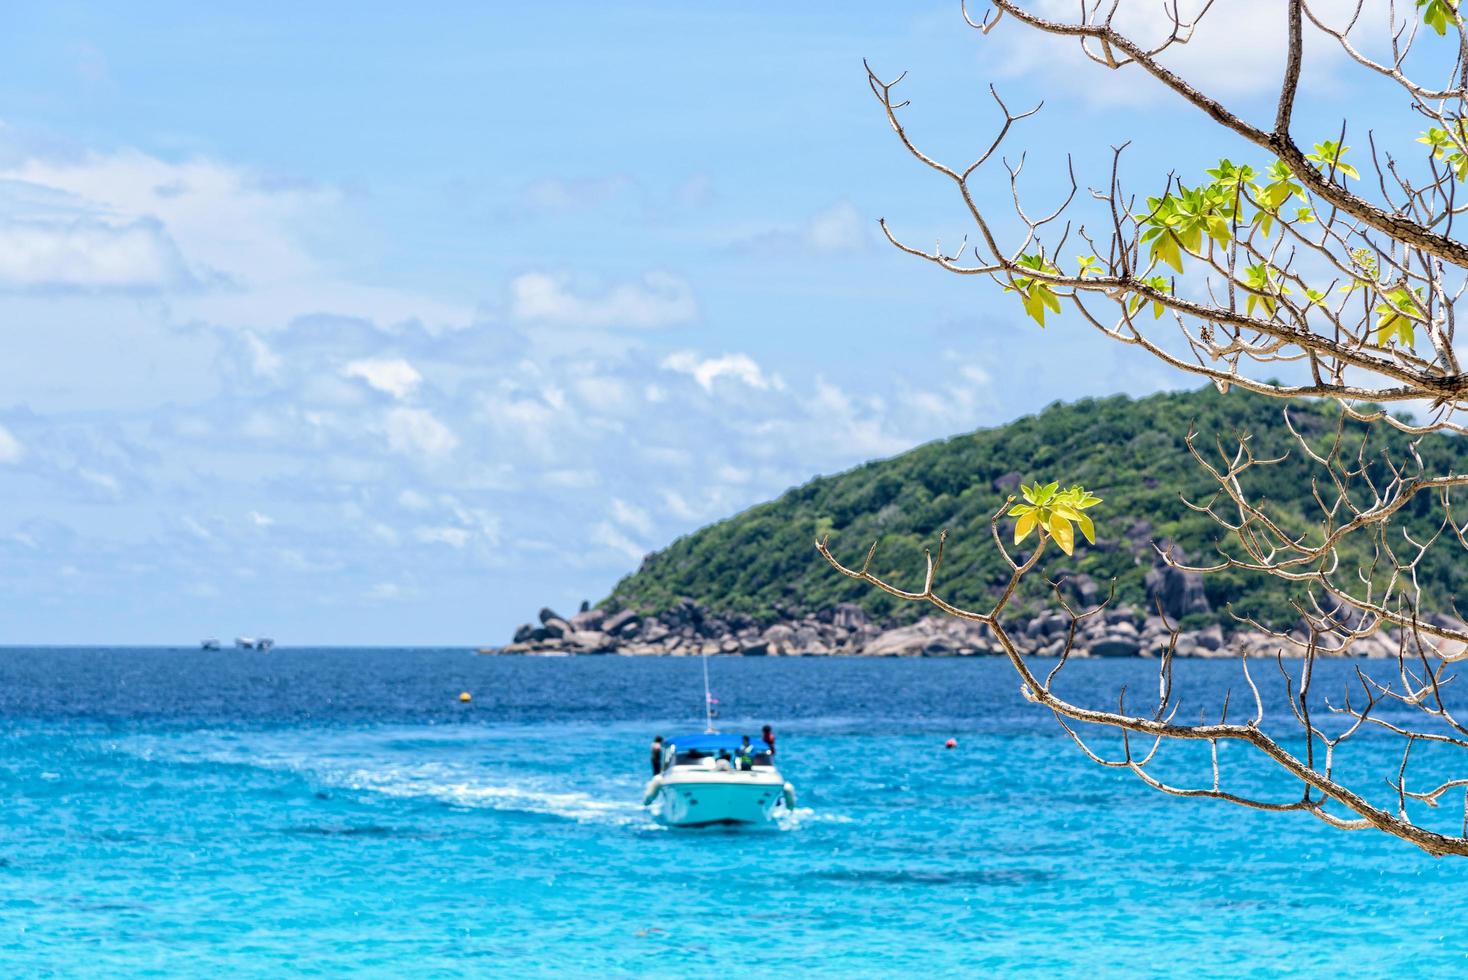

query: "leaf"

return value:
[1014, 510, 1039, 544]
[1075, 512, 1096, 545]
[1420, 0, 1454, 35]
[1048, 513, 1075, 555]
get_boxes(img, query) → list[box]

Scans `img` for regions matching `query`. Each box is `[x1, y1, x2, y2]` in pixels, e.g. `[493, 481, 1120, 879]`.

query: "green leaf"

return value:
[1420, 0, 1455, 35]
[1075, 512, 1096, 545]
[1014, 510, 1039, 544]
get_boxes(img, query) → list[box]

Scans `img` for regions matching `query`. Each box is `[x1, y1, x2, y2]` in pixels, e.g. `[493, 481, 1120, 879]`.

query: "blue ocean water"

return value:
[2, 648, 1466, 976]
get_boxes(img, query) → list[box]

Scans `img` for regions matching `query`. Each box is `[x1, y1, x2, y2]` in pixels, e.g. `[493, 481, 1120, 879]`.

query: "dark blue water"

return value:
[2, 649, 1465, 976]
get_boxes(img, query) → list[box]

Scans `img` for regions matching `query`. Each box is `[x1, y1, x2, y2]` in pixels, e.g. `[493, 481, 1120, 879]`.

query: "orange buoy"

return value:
[458, 691, 472, 703]
[944, 738, 957, 749]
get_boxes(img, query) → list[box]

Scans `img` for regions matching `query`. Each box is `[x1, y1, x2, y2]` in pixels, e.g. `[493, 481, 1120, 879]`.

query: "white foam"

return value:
[116, 730, 657, 829]
[336, 760, 652, 827]
[776, 806, 850, 830]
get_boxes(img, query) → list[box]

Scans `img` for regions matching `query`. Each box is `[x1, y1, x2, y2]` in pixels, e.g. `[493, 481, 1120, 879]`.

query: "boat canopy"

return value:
[667, 732, 752, 752]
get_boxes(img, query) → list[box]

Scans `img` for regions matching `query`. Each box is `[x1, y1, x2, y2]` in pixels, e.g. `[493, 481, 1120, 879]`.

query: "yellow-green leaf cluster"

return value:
[1418, 123, 1468, 180]
[1420, 0, 1457, 35]
[1007, 481, 1103, 556]
[1305, 140, 1360, 181]
[1374, 286, 1424, 348]
[1005, 253, 1064, 326]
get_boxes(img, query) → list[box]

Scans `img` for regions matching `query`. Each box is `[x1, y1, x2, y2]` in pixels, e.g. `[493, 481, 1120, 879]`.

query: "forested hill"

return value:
[605, 386, 1468, 632]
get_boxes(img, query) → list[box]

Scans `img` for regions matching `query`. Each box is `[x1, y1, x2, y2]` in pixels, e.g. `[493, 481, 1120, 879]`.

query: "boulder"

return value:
[1144, 548, 1210, 621]
[762, 623, 797, 655]
[832, 603, 870, 631]
[1195, 624, 1224, 651]
[862, 623, 931, 656]
[566, 630, 611, 651]
[538, 607, 563, 626]
[512, 623, 536, 644]
[603, 611, 641, 636]
[1090, 633, 1142, 658]
[542, 617, 573, 638]
[570, 608, 606, 631]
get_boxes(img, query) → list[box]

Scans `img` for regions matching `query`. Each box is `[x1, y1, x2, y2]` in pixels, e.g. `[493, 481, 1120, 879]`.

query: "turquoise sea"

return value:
[2, 648, 1465, 976]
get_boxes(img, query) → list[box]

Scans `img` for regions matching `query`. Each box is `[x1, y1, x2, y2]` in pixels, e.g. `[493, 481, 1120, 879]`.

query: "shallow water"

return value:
[2, 649, 1466, 976]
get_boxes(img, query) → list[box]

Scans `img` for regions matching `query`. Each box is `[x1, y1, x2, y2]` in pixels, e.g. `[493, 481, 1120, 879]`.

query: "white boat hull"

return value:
[646, 770, 794, 827]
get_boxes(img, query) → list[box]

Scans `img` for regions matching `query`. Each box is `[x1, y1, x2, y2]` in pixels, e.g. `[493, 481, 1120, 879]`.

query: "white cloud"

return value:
[0, 219, 190, 290]
[397, 489, 431, 511]
[661, 350, 782, 393]
[0, 150, 475, 333]
[366, 582, 411, 601]
[243, 332, 282, 378]
[989, 0, 1366, 108]
[805, 201, 867, 252]
[0, 424, 22, 463]
[343, 357, 424, 400]
[610, 498, 654, 537]
[510, 271, 697, 329]
[77, 468, 120, 496]
[248, 511, 275, 527]
[384, 407, 458, 459]
[415, 526, 471, 548]
[591, 521, 646, 562]
[516, 175, 633, 215]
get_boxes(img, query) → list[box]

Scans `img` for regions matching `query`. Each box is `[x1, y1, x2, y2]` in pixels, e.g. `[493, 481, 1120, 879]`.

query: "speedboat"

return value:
[643, 732, 796, 827]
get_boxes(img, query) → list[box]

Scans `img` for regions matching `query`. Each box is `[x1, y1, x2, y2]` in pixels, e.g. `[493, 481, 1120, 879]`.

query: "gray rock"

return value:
[566, 630, 611, 651]
[863, 623, 931, 656]
[538, 607, 563, 626]
[1144, 548, 1210, 621]
[1091, 634, 1142, 658]
[512, 623, 536, 643]
[993, 471, 1023, 493]
[542, 617, 573, 638]
[923, 639, 957, 657]
[601, 609, 637, 632]
[1195, 624, 1224, 651]
[1038, 612, 1071, 637]
[762, 623, 797, 655]
[832, 603, 870, 630]
[570, 608, 606, 631]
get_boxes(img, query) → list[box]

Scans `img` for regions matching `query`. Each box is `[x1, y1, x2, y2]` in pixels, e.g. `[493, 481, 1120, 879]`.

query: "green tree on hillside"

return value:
[824, 1, 1468, 857]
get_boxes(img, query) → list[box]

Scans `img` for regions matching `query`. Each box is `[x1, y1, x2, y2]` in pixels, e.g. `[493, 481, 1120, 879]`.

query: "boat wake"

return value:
[116, 729, 655, 828]
[332, 760, 652, 827]
[776, 806, 851, 830]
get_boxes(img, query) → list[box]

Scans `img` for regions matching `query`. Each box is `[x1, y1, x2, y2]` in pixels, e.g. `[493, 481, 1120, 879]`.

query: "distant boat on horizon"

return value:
[200, 639, 221, 651]
[234, 637, 275, 651]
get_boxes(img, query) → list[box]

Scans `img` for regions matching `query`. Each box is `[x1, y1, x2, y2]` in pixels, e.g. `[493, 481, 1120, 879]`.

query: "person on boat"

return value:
[715, 749, 733, 771]
[761, 724, 776, 757]
[736, 736, 754, 770]
[650, 735, 664, 775]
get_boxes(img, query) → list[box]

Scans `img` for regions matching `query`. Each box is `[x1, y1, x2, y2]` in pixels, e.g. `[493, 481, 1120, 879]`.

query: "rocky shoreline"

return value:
[490, 597, 1409, 660]
[492, 549, 1432, 659]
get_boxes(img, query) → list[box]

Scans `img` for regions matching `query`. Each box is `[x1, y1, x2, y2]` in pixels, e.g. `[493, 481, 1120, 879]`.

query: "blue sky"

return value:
[0, 2, 1406, 643]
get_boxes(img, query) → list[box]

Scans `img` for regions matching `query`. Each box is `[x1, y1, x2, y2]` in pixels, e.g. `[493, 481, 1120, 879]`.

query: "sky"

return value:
[0, 1, 1415, 644]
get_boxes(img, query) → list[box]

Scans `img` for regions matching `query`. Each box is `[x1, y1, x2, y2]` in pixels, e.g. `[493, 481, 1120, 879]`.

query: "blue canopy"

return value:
[667, 732, 753, 753]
